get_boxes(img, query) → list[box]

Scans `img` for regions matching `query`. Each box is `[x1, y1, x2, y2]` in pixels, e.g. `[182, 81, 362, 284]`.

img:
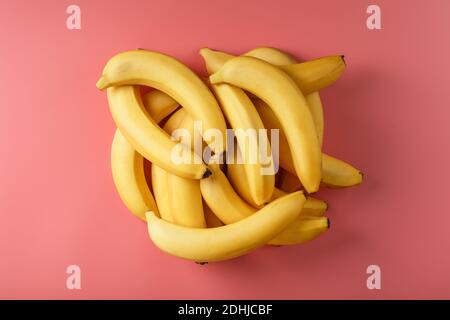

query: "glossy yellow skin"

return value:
[210, 56, 322, 192]
[107, 86, 207, 179]
[145, 191, 306, 262]
[97, 49, 227, 155]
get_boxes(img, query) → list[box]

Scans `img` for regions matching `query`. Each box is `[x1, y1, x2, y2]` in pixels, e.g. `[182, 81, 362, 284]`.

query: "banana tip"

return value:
[340, 55, 346, 66]
[96, 76, 108, 90]
[202, 168, 212, 179]
[327, 218, 331, 229]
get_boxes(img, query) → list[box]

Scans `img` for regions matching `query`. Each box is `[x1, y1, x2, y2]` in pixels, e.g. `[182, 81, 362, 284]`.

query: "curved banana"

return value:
[202, 163, 328, 246]
[96, 49, 227, 154]
[210, 56, 322, 193]
[200, 48, 345, 94]
[111, 89, 178, 221]
[253, 98, 363, 187]
[107, 86, 209, 180]
[244, 47, 296, 65]
[145, 191, 306, 262]
[321, 153, 363, 187]
[111, 130, 159, 221]
[151, 109, 206, 227]
[245, 47, 325, 147]
[268, 216, 329, 246]
[200, 49, 275, 206]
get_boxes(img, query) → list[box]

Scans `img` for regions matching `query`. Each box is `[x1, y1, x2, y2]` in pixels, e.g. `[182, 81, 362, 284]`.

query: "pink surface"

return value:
[1, 0, 450, 299]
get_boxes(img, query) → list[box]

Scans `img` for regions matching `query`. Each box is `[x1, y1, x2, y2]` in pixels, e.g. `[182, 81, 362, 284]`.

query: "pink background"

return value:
[1, 0, 450, 299]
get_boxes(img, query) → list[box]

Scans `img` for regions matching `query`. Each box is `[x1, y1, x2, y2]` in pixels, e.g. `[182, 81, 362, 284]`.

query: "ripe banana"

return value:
[244, 47, 296, 65]
[201, 163, 328, 246]
[245, 47, 325, 147]
[111, 130, 159, 221]
[200, 49, 275, 206]
[151, 109, 206, 227]
[210, 56, 322, 193]
[145, 191, 306, 262]
[200, 48, 345, 94]
[253, 98, 363, 187]
[111, 89, 178, 221]
[107, 86, 209, 180]
[268, 216, 329, 246]
[96, 49, 227, 154]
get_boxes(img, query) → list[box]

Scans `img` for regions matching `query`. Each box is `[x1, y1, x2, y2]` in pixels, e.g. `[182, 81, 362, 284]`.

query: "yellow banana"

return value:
[229, 150, 328, 216]
[111, 130, 159, 221]
[150, 163, 175, 223]
[111, 89, 178, 221]
[145, 191, 306, 262]
[201, 164, 328, 246]
[253, 98, 363, 187]
[245, 47, 325, 147]
[210, 56, 322, 193]
[200, 48, 345, 94]
[268, 216, 329, 246]
[107, 86, 210, 180]
[200, 49, 275, 206]
[321, 153, 364, 187]
[244, 47, 296, 65]
[151, 109, 206, 227]
[96, 49, 227, 154]
[201, 164, 254, 224]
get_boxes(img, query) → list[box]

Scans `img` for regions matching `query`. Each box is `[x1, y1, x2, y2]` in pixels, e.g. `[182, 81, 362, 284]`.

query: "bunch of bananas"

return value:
[96, 47, 363, 263]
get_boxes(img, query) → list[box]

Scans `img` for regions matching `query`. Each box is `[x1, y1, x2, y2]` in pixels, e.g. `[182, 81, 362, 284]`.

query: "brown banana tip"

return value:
[327, 218, 331, 229]
[340, 55, 346, 65]
[195, 262, 208, 265]
[202, 168, 212, 179]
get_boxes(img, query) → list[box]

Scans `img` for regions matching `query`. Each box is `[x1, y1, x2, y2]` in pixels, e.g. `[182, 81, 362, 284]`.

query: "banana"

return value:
[111, 130, 159, 221]
[245, 47, 325, 147]
[150, 163, 175, 223]
[244, 47, 296, 65]
[145, 191, 306, 262]
[253, 98, 363, 187]
[210, 56, 322, 193]
[111, 89, 178, 221]
[200, 49, 275, 206]
[201, 164, 255, 224]
[268, 216, 329, 246]
[321, 153, 363, 187]
[96, 49, 227, 154]
[201, 163, 328, 246]
[227, 147, 327, 214]
[199, 48, 345, 94]
[305, 92, 324, 148]
[107, 86, 210, 180]
[151, 109, 206, 227]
